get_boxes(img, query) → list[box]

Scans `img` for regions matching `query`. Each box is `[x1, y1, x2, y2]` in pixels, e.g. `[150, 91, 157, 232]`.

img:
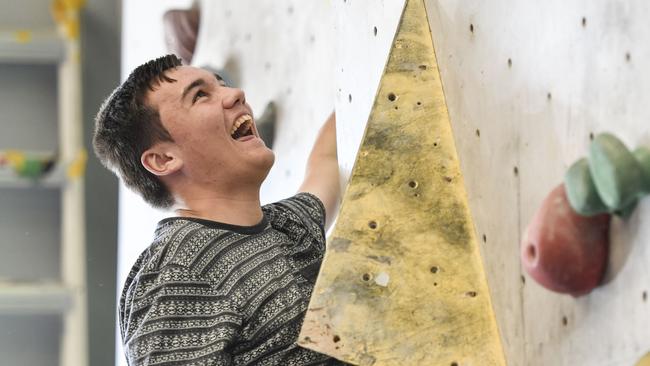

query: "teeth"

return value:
[230, 114, 252, 135]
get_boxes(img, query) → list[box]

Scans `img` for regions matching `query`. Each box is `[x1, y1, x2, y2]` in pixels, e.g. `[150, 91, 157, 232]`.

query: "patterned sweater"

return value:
[119, 193, 347, 366]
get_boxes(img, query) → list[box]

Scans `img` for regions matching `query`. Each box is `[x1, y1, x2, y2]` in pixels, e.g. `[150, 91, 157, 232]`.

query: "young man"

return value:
[93, 55, 344, 365]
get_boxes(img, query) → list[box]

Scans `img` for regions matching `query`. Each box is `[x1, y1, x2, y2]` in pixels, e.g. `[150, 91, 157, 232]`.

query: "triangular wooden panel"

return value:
[298, 0, 506, 364]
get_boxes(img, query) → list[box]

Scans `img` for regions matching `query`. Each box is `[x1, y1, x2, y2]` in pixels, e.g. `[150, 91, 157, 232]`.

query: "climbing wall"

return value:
[337, 0, 650, 365]
[120, 0, 650, 365]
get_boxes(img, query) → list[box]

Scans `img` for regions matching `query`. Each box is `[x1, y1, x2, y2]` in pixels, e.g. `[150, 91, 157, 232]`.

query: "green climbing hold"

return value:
[633, 147, 650, 192]
[589, 133, 645, 211]
[565, 158, 608, 216]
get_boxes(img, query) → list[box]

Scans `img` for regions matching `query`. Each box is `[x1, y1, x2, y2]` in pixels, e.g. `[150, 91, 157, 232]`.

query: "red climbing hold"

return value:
[521, 184, 611, 297]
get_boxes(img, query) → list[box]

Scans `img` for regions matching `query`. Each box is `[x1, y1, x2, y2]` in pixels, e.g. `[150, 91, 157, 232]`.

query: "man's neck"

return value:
[174, 188, 264, 227]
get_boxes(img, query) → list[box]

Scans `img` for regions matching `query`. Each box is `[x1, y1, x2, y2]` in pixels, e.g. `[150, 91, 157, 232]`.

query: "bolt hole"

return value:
[444, 176, 453, 183]
[547, 92, 552, 100]
[333, 335, 341, 343]
[408, 180, 418, 188]
[417, 101, 422, 106]
[581, 17, 587, 27]
[507, 58, 512, 68]
[368, 221, 378, 230]
[433, 142, 438, 147]
[526, 244, 536, 260]
[589, 132, 595, 141]
[482, 234, 487, 243]
[430, 266, 439, 274]
[451, 362, 459, 366]
[643, 291, 647, 302]
[475, 129, 480, 137]
[626, 52, 631, 62]
[373, 26, 378, 36]
[514, 166, 519, 176]
[434, 282, 438, 286]
[362, 273, 371, 281]
[469, 23, 474, 33]
[562, 316, 568, 326]
[394, 106, 399, 110]
[348, 94, 352, 103]
[388, 93, 397, 101]
[521, 275, 526, 284]
[466, 291, 477, 297]
[419, 65, 427, 70]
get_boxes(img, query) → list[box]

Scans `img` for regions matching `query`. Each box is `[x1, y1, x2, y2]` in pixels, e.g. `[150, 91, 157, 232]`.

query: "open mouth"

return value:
[230, 114, 254, 140]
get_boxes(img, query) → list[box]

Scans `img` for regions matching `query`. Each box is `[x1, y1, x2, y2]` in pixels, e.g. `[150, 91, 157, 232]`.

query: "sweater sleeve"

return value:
[263, 192, 326, 244]
[121, 265, 242, 366]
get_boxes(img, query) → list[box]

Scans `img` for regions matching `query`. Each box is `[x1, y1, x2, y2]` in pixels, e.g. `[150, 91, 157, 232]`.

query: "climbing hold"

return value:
[633, 147, 650, 192]
[565, 133, 649, 218]
[522, 184, 610, 297]
[564, 158, 608, 216]
[163, 1, 201, 64]
[589, 133, 645, 211]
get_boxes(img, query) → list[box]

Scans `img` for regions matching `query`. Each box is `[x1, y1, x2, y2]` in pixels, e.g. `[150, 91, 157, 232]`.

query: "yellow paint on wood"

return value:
[66, 149, 87, 179]
[14, 30, 33, 44]
[50, 0, 83, 40]
[298, 0, 506, 364]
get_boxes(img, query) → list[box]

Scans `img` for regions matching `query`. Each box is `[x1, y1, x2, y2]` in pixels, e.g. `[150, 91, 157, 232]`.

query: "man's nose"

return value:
[222, 87, 246, 109]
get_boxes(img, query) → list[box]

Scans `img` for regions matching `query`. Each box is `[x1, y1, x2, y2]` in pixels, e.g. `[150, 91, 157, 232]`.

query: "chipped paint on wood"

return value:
[298, 0, 506, 364]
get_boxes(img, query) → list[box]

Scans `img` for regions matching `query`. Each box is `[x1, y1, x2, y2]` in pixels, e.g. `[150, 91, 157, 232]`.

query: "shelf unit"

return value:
[0, 1, 87, 365]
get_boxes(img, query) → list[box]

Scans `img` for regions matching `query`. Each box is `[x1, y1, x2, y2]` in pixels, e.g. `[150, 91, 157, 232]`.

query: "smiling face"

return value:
[145, 66, 275, 193]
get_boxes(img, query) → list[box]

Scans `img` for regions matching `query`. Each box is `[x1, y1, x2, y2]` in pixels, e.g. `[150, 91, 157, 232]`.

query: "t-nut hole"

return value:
[526, 244, 536, 261]
[408, 180, 418, 189]
[387, 92, 397, 102]
[368, 220, 378, 230]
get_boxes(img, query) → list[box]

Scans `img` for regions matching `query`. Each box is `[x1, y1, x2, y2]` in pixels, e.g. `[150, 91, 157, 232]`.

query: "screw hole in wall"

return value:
[482, 234, 487, 243]
[348, 94, 352, 103]
[430, 266, 438, 273]
[562, 316, 568, 326]
[333, 335, 341, 343]
[581, 16, 587, 27]
[368, 221, 378, 230]
[388, 92, 397, 101]
[362, 273, 371, 281]
[626, 52, 631, 62]
[475, 129, 480, 137]
[507, 58, 512, 68]
[408, 180, 418, 188]
[373, 26, 378, 36]
[547, 92, 552, 100]
[643, 291, 647, 302]
[469, 23, 474, 33]
[514, 166, 519, 176]
[589, 132, 594, 141]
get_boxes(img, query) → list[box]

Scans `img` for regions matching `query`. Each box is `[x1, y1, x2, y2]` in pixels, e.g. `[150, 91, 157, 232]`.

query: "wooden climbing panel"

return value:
[298, 0, 506, 364]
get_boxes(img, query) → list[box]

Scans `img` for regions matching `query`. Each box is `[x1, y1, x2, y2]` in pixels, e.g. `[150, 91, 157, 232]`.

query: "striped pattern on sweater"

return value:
[119, 193, 347, 366]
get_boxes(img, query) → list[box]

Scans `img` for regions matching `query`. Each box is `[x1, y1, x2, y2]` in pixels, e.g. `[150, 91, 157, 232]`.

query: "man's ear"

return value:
[141, 143, 183, 177]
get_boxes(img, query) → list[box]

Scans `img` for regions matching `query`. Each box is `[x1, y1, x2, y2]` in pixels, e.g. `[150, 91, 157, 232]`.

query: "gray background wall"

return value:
[81, 0, 121, 365]
[0, 0, 120, 364]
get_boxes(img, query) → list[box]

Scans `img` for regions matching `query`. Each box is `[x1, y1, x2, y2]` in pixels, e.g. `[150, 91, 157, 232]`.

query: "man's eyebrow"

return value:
[213, 73, 225, 83]
[180, 78, 206, 102]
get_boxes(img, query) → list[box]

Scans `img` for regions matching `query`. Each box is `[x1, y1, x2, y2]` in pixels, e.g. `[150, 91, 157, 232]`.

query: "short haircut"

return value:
[93, 54, 182, 209]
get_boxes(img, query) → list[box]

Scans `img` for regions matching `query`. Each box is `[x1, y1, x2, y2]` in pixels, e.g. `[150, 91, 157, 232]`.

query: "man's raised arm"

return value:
[299, 112, 340, 230]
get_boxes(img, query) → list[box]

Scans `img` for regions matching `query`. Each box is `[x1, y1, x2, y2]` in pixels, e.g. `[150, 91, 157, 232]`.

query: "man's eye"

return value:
[192, 90, 207, 103]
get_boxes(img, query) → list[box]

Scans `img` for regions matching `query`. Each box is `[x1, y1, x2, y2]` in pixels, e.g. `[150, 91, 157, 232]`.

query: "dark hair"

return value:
[93, 54, 182, 208]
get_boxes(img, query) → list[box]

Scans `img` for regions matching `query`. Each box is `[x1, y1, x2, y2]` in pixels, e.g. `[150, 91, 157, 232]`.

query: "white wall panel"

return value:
[121, 0, 650, 365]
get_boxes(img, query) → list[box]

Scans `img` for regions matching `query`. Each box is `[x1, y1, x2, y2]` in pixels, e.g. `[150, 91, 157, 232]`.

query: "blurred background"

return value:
[1, 0, 650, 365]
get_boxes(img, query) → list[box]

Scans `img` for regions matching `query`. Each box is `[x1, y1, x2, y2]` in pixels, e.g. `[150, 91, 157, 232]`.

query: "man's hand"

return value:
[299, 112, 340, 230]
